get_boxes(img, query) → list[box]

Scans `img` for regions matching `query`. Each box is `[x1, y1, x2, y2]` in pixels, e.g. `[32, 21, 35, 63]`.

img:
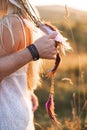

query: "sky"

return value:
[30, 0, 87, 12]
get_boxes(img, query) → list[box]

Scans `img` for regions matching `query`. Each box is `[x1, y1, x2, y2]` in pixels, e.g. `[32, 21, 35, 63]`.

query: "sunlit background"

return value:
[30, 0, 87, 11]
[28, 0, 87, 130]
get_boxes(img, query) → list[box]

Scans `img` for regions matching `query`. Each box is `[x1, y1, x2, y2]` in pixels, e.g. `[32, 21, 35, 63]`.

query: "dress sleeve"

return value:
[0, 14, 26, 56]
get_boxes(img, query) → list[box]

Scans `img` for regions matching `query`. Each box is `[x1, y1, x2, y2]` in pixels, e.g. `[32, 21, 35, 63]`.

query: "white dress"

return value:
[0, 15, 35, 130]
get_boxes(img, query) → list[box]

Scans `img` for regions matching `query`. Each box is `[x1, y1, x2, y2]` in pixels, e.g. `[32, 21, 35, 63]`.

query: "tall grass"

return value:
[34, 5, 87, 130]
[34, 53, 87, 130]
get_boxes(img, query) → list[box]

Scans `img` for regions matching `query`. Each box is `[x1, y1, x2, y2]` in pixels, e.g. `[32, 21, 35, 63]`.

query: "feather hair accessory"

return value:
[45, 76, 63, 129]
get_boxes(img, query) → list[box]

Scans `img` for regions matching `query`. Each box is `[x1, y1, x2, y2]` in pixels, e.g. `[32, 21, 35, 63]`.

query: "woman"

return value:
[0, 0, 57, 130]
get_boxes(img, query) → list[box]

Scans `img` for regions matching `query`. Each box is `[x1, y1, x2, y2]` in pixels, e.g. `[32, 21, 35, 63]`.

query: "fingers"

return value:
[33, 32, 58, 60]
[51, 49, 57, 59]
[48, 31, 57, 39]
[31, 93, 39, 112]
[47, 35, 58, 60]
[47, 32, 58, 48]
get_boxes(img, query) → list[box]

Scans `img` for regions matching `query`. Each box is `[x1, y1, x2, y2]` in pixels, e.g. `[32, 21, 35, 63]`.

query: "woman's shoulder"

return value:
[1, 14, 24, 28]
[0, 14, 26, 55]
[0, 14, 19, 23]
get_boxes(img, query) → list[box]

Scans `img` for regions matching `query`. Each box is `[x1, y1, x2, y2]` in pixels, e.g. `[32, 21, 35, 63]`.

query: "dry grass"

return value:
[35, 5, 87, 130]
[37, 53, 87, 130]
[61, 53, 87, 70]
[43, 53, 87, 73]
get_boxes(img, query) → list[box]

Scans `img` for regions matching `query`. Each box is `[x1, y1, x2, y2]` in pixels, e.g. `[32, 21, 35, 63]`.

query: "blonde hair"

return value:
[0, 0, 43, 90]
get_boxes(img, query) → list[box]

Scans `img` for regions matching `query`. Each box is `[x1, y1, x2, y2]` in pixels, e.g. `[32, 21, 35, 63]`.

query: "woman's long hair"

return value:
[15, 0, 43, 90]
[0, 0, 43, 90]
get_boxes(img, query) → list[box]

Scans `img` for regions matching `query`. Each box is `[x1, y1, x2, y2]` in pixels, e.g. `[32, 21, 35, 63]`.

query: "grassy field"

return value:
[34, 5, 87, 130]
[34, 53, 87, 130]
